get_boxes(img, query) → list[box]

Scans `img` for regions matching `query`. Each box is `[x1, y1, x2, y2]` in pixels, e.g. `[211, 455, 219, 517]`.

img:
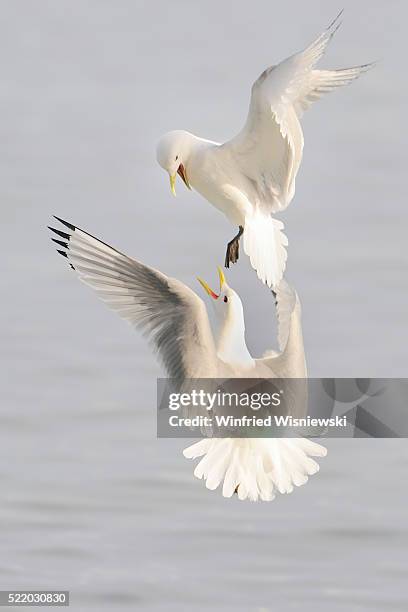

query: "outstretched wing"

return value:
[49, 217, 217, 382]
[224, 11, 371, 213]
[256, 279, 305, 376]
[294, 63, 374, 116]
[275, 279, 299, 352]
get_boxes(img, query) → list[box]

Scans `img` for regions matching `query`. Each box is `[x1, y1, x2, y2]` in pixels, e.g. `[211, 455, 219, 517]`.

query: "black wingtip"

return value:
[48, 226, 71, 240]
[53, 216, 76, 231]
[49, 220, 76, 270]
[52, 238, 69, 249]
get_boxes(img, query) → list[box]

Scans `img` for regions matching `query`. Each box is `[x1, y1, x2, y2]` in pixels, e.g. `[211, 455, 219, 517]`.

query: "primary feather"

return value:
[49, 217, 218, 383]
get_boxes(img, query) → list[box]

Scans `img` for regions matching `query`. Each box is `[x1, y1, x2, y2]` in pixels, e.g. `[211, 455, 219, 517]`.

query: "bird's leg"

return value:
[225, 225, 244, 268]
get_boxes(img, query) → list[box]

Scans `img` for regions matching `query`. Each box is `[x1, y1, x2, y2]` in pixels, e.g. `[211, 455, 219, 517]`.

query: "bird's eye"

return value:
[175, 155, 179, 161]
[223, 296, 228, 303]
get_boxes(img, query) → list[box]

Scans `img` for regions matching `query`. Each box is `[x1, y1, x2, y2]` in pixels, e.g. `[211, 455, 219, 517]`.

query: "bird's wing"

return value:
[275, 279, 298, 352]
[224, 11, 370, 213]
[256, 279, 299, 367]
[293, 63, 374, 117]
[49, 217, 218, 382]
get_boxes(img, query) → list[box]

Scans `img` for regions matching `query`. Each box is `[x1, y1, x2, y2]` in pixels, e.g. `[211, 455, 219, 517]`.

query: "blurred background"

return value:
[1, 0, 407, 610]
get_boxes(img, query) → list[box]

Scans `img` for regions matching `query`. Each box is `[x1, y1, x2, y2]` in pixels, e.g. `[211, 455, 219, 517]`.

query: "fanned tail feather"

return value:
[183, 437, 327, 502]
[243, 211, 288, 288]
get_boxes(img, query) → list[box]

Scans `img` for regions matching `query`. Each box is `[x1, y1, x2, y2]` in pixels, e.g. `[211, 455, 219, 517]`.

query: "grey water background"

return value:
[1, 0, 407, 610]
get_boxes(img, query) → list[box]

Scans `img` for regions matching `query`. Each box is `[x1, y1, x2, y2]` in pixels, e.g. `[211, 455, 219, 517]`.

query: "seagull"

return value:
[49, 217, 326, 501]
[156, 11, 373, 287]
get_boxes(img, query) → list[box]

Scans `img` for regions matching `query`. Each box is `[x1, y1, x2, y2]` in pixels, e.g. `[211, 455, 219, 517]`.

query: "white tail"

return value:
[183, 437, 327, 502]
[243, 211, 288, 288]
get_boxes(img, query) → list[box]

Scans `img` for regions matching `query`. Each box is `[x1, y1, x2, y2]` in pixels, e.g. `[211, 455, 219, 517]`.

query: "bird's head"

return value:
[197, 267, 252, 365]
[156, 130, 193, 196]
[197, 267, 245, 327]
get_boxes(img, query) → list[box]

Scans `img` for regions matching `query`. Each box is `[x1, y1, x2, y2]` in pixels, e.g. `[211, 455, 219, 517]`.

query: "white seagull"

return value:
[49, 217, 326, 501]
[156, 12, 373, 287]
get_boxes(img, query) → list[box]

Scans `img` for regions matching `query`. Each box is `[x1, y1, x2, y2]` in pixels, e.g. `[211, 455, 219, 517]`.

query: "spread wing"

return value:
[49, 217, 218, 382]
[256, 280, 304, 375]
[224, 11, 372, 214]
[275, 279, 298, 352]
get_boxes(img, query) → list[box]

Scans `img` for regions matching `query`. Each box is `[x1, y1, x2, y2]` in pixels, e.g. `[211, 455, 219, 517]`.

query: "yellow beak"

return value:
[217, 266, 226, 289]
[197, 277, 218, 299]
[197, 266, 226, 299]
[170, 173, 176, 196]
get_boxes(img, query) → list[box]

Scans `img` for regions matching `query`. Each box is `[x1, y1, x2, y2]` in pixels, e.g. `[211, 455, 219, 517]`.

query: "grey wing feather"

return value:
[49, 218, 218, 382]
[256, 279, 305, 377]
[275, 279, 298, 352]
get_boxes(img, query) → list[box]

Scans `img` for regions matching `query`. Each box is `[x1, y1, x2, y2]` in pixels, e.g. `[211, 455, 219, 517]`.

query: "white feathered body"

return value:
[187, 141, 253, 227]
[50, 219, 326, 503]
[168, 13, 372, 288]
[183, 281, 327, 502]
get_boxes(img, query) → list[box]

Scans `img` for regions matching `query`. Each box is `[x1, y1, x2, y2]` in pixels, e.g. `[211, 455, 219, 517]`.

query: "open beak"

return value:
[169, 164, 191, 196]
[197, 266, 226, 300]
[170, 164, 191, 195]
[177, 164, 191, 190]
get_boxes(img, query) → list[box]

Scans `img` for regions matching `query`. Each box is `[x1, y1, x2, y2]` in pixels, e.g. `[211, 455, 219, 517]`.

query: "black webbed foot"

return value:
[224, 226, 244, 268]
